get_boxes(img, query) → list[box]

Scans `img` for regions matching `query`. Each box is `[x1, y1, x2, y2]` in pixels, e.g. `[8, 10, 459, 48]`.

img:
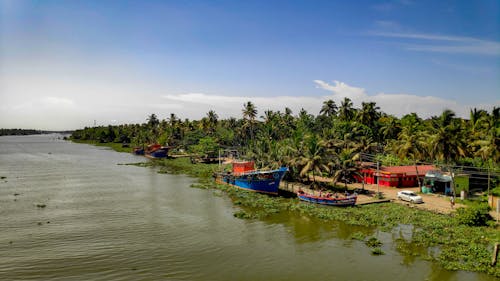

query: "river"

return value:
[0, 134, 494, 281]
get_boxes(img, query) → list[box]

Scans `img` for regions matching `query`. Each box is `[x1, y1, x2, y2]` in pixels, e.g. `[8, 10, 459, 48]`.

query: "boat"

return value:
[297, 190, 357, 206]
[144, 144, 169, 159]
[132, 147, 145, 155]
[214, 161, 288, 195]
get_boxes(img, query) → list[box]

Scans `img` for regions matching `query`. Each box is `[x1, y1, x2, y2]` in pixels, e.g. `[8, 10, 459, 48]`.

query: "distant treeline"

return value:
[0, 129, 74, 136]
[0, 129, 43, 136]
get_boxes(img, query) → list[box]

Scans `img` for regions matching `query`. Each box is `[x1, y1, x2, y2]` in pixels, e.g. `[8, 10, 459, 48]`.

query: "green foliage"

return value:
[365, 236, 382, 248]
[454, 203, 492, 226]
[190, 137, 219, 155]
[371, 247, 384, 255]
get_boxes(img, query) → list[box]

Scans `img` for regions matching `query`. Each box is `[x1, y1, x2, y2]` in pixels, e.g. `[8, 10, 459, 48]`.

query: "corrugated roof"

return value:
[381, 165, 436, 176]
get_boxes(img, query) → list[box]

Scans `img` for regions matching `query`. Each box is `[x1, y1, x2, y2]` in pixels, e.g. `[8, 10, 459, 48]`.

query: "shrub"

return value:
[454, 203, 492, 226]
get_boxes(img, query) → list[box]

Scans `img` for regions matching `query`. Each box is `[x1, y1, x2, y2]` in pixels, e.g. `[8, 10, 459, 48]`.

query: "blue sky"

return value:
[1, 0, 499, 130]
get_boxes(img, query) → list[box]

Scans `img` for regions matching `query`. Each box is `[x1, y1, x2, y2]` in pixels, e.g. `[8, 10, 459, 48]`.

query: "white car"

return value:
[397, 190, 423, 203]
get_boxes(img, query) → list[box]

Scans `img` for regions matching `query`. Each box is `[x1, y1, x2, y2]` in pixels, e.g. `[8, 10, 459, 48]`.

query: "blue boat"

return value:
[141, 144, 169, 159]
[215, 161, 288, 195]
[146, 148, 168, 159]
[297, 190, 357, 206]
[132, 147, 145, 155]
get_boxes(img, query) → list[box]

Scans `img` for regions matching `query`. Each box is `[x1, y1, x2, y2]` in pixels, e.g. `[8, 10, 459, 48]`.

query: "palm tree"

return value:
[242, 101, 258, 142]
[146, 113, 160, 142]
[298, 134, 328, 184]
[429, 109, 466, 163]
[357, 101, 380, 128]
[390, 114, 428, 161]
[471, 108, 500, 162]
[206, 110, 218, 134]
[332, 148, 360, 188]
[320, 99, 338, 117]
[338, 97, 355, 121]
[379, 115, 401, 143]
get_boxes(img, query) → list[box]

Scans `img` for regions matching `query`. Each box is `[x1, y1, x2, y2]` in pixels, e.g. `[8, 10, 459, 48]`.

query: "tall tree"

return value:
[338, 97, 355, 121]
[242, 101, 258, 142]
[320, 99, 338, 117]
[430, 109, 466, 163]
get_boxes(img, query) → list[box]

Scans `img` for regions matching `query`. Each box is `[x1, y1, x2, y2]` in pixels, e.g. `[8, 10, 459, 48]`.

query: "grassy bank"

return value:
[71, 139, 132, 153]
[78, 140, 500, 277]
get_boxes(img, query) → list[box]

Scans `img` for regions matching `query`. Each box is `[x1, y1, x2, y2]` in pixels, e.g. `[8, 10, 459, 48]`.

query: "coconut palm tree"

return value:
[332, 148, 360, 188]
[206, 110, 218, 135]
[242, 101, 258, 142]
[429, 109, 466, 163]
[357, 101, 380, 128]
[298, 134, 328, 184]
[320, 99, 338, 117]
[338, 97, 355, 121]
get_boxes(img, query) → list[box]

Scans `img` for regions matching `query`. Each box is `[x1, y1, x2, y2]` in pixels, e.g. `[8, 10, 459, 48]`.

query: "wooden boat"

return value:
[297, 190, 357, 206]
[132, 147, 145, 155]
[214, 161, 288, 195]
[143, 144, 169, 159]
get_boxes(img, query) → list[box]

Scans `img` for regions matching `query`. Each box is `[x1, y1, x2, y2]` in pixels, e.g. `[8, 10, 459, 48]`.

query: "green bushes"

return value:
[454, 203, 492, 226]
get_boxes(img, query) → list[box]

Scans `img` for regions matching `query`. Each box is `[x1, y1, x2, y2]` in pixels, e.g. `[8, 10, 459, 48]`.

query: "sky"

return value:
[1, 0, 499, 130]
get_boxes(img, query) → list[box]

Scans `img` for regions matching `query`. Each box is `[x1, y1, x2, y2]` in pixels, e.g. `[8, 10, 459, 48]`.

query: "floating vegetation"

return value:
[371, 247, 385, 255]
[350, 232, 367, 241]
[365, 237, 383, 248]
[190, 183, 208, 189]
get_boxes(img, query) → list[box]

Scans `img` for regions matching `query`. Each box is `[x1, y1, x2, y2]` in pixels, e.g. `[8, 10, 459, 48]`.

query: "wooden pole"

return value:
[492, 242, 499, 266]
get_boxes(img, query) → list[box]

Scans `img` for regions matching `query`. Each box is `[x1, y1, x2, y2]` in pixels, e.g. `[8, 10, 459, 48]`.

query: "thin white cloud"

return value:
[313, 80, 497, 118]
[371, 31, 500, 56]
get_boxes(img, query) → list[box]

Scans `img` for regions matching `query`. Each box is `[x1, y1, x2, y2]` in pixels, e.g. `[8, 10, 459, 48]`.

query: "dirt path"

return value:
[282, 178, 499, 222]
[346, 183, 461, 214]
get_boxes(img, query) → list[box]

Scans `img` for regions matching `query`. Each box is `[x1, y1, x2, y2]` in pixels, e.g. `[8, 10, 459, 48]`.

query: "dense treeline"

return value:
[71, 98, 499, 185]
[0, 129, 43, 136]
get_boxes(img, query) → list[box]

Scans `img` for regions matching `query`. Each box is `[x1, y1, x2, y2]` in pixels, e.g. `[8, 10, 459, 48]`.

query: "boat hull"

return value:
[216, 167, 288, 195]
[149, 149, 168, 158]
[297, 193, 357, 206]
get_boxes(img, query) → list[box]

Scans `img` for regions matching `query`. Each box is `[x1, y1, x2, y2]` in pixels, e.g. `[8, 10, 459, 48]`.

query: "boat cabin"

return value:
[232, 161, 255, 175]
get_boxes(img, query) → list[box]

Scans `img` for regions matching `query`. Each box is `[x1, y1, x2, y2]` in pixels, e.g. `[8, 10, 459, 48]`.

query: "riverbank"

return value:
[143, 157, 500, 277]
[75, 140, 500, 277]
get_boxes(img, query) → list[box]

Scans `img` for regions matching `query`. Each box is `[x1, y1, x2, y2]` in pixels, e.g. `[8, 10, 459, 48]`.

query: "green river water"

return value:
[0, 135, 495, 281]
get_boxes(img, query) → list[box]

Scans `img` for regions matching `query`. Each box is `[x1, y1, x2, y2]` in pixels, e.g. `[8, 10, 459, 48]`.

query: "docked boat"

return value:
[132, 147, 145, 155]
[297, 190, 357, 206]
[215, 161, 288, 195]
[144, 144, 169, 159]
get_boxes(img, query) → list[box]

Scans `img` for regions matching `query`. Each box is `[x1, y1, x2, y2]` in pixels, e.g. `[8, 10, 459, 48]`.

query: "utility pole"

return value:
[487, 168, 491, 207]
[415, 161, 421, 190]
[376, 160, 380, 196]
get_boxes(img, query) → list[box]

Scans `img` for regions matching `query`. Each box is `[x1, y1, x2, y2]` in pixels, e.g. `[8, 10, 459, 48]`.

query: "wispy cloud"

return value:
[313, 80, 496, 118]
[371, 31, 500, 56]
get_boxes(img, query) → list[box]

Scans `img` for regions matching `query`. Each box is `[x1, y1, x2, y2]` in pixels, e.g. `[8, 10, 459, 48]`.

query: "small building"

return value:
[358, 164, 436, 188]
[423, 171, 470, 195]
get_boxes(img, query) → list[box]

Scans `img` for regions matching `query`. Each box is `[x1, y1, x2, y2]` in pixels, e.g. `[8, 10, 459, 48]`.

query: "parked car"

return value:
[397, 190, 423, 203]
